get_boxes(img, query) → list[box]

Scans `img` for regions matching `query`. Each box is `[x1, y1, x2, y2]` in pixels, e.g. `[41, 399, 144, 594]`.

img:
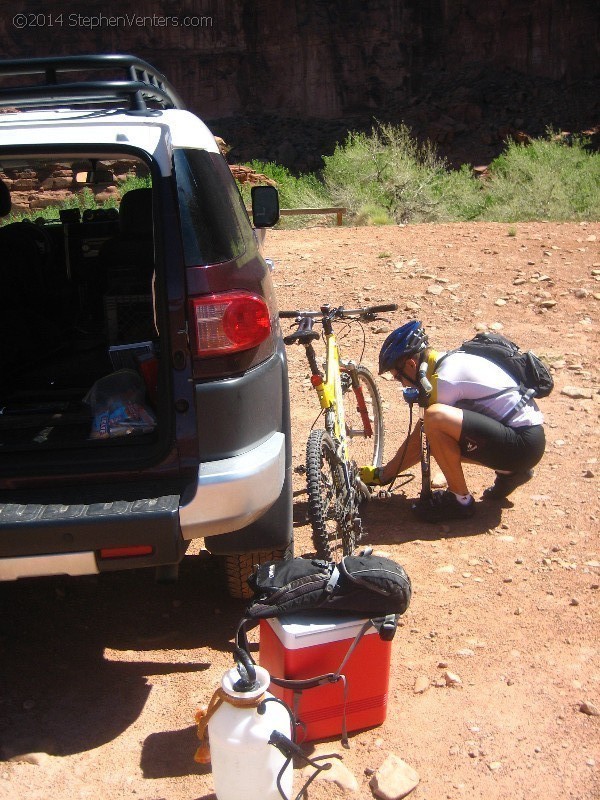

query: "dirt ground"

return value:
[1, 221, 598, 800]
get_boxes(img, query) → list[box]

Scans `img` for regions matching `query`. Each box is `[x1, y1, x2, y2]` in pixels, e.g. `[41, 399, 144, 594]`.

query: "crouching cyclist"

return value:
[360, 321, 546, 523]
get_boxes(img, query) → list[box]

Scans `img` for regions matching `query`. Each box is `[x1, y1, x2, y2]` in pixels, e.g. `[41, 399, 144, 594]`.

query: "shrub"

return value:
[2, 175, 151, 226]
[323, 123, 458, 224]
[481, 133, 600, 221]
[429, 164, 487, 221]
[321, 124, 599, 224]
[117, 174, 152, 196]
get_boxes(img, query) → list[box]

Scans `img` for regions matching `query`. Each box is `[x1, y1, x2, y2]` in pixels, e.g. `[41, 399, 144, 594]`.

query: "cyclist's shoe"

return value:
[482, 469, 534, 500]
[412, 490, 475, 523]
[359, 465, 388, 486]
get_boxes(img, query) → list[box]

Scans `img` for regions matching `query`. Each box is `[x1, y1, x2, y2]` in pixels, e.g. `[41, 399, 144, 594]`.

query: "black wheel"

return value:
[342, 364, 384, 467]
[306, 429, 356, 561]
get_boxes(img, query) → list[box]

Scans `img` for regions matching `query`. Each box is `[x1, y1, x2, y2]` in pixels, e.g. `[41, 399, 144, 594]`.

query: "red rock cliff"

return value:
[1, 0, 598, 167]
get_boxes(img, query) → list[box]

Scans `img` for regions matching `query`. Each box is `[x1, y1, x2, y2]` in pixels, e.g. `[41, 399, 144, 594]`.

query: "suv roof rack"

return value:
[0, 54, 186, 112]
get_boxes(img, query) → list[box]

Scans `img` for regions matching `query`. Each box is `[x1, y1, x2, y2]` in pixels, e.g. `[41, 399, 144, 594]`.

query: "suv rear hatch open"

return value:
[0, 150, 197, 577]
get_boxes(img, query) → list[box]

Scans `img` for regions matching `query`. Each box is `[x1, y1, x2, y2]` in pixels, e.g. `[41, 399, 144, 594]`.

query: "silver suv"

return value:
[0, 55, 292, 597]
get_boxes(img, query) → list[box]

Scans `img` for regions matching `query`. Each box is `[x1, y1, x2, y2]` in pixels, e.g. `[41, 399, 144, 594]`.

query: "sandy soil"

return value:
[1, 222, 599, 800]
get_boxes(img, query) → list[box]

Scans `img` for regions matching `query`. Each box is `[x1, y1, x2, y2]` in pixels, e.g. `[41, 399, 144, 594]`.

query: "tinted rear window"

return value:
[173, 148, 247, 266]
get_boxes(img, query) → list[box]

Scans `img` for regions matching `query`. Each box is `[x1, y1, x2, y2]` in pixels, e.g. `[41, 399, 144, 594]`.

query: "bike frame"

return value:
[402, 383, 432, 500]
[312, 329, 347, 451]
[280, 301, 396, 558]
[307, 315, 374, 460]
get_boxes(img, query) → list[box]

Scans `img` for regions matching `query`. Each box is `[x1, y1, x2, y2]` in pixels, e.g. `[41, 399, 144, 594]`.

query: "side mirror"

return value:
[251, 185, 279, 228]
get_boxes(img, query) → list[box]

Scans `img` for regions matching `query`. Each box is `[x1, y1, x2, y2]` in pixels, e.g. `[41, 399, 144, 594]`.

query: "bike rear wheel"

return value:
[305, 429, 356, 561]
[343, 364, 384, 467]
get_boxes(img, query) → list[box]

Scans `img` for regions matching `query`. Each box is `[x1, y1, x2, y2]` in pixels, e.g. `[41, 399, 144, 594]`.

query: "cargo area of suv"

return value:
[0, 55, 293, 596]
[0, 157, 163, 462]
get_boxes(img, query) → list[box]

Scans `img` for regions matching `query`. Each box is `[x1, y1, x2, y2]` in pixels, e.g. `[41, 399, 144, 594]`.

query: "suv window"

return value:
[174, 148, 247, 266]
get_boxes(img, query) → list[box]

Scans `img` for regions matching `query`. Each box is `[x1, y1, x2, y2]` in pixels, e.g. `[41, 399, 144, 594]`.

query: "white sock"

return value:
[452, 492, 473, 506]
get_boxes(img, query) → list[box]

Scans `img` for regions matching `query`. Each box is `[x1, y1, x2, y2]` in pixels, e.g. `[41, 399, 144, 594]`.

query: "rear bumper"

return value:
[0, 495, 184, 580]
[0, 551, 100, 580]
[179, 431, 286, 539]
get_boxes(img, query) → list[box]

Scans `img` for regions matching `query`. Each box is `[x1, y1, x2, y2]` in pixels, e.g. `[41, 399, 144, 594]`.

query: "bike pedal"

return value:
[378, 489, 392, 499]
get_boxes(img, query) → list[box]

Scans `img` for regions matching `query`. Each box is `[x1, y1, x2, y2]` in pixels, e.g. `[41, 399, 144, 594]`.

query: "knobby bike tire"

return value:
[343, 364, 385, 467]
[305, 429, 356, 561]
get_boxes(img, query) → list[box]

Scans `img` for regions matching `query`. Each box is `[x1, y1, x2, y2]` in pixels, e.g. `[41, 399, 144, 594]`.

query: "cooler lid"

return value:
[266, 614, 376, 649]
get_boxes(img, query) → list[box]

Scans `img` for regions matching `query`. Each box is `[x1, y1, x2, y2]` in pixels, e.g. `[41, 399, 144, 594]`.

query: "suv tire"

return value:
[222, 542, 293, 599]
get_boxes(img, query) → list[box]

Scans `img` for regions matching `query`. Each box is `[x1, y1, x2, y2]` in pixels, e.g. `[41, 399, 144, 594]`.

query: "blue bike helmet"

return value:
[378, 320, 428, 374]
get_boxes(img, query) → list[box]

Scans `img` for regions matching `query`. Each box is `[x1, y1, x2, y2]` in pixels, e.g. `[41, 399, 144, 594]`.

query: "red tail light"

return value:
[189, 291, 271, 356]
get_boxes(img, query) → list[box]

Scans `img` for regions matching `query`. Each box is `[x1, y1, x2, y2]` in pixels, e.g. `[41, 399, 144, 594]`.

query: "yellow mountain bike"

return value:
[280, 303, 397, 559]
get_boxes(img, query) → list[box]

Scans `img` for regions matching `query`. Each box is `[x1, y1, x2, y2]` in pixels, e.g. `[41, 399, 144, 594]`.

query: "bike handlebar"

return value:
[279, 309, 308, 318]
[279, 303, 398, 320]
[360, 303, 398, 314]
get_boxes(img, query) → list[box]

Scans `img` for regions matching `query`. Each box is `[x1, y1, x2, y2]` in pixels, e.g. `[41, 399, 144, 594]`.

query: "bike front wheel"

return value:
[305, 429, 356, 561]
[343, 364, 384, 467]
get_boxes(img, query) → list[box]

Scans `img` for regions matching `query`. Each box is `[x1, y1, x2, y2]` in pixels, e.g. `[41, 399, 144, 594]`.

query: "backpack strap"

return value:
[432, 348, 457, 372]
[501, 386, 536, 423]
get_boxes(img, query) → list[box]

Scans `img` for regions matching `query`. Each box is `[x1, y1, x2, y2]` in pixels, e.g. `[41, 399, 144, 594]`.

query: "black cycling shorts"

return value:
[459, 410, 545, 472]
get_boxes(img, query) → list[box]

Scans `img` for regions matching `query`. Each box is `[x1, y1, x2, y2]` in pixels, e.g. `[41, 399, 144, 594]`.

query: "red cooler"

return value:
[259, 614, 392, 742]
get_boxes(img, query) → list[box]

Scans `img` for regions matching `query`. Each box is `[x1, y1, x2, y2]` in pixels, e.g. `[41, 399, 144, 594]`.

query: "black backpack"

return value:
[234, 551, 412, 745]
[236, 551, 411, 654]
[436, 332, 553, 422]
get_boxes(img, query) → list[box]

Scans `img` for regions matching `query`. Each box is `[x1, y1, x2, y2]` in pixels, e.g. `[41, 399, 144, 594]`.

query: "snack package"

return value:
[86, 369, 157, 439]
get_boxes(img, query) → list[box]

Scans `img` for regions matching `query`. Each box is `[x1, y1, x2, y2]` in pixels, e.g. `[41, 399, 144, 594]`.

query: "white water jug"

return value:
[208, 664, 294, 800]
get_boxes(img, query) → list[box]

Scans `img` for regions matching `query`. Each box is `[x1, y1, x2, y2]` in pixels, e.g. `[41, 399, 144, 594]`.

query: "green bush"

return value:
[2, 187, 105, 224]
[117, 174, 152, 196]
[429, 163, 487, 221]
[323, 123, 452, 223]
[2, 175, 151, 226]
[322, 124, 599, 224]
[4, 131, 597, 229]
[481, 133, 600, 221]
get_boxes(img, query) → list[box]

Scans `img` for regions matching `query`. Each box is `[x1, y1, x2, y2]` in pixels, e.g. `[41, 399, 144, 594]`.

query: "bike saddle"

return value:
[284, 328, 320, 345]
[283, 316, 320, 345]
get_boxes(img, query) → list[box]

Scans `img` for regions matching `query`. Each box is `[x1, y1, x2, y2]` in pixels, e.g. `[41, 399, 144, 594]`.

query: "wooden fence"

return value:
[279, 207, 346, 226]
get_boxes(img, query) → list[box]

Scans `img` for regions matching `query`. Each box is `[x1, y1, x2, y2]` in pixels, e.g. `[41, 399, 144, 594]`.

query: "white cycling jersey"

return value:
[433, 351, 544, 428]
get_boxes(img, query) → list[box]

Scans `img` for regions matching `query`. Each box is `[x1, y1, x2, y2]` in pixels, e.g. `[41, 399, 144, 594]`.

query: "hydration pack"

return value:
[436, 332, 553, 422]
[244, 551, 410, 621]
[236, 550, 411, 654]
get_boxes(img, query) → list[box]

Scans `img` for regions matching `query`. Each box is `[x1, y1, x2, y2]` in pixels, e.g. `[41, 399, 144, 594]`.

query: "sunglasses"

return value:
[390, 358, 409, 380]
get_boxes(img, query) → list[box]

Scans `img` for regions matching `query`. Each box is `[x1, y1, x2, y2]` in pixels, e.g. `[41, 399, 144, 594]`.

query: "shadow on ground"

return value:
[0, 552, 245, 758]
[359, 492, 504, 546]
